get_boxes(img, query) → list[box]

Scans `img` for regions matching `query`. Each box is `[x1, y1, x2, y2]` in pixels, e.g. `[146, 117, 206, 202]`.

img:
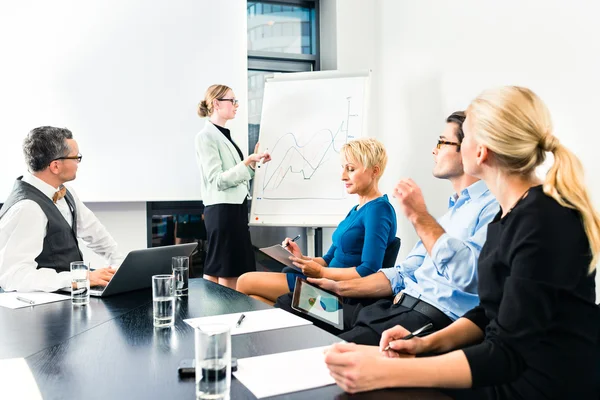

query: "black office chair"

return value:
[281, 237, 401, 274]
[381, 237, 401, 269]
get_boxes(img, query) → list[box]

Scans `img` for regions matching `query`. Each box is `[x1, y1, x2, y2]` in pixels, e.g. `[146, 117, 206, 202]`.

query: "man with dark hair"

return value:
[275, 111, 499, 345]
[0, 126, 121, 292]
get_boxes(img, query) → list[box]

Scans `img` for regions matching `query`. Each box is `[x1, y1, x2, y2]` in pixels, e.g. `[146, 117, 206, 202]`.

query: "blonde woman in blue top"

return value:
[237, 138, 397, 305]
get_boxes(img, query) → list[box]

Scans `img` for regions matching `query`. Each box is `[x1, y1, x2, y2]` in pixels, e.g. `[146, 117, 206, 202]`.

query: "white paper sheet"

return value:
[233, 346, 336, 398]
[184, 308, 312, 335]
[0, 292, 71, 309]
[259, 244, 301, 271]
[0, 358, 43, 399]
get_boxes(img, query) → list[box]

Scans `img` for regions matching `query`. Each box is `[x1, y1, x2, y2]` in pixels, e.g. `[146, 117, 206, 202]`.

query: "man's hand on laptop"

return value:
[307, 277, 339, 294]
[90, 268, 116, 287]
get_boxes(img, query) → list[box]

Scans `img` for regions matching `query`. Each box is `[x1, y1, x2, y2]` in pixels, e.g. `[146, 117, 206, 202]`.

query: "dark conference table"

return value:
[1, 279, 450, 399]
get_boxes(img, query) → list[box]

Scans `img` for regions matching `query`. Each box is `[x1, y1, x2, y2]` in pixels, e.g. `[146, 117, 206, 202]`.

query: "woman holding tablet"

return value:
[237, 138, 397, 305]
[196, 84, 271, 289]
[324, 87, 600, 399]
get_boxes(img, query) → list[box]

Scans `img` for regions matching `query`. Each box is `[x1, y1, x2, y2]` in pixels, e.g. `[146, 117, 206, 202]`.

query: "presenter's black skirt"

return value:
[203, 199, 256, 278]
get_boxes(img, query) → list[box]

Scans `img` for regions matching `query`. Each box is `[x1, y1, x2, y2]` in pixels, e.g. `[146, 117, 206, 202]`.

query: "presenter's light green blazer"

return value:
[195, 121, 255, 206]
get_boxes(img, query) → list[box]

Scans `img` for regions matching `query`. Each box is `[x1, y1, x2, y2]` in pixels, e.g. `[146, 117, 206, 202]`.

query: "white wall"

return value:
[0, 0, 248, 202]
[327, 0, 600, 298]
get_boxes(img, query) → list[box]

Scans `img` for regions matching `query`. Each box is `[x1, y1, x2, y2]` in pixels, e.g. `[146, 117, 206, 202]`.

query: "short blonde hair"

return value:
[197, 84, 231, 117]
[341, 138, 388, 179]
[467, 86, 600, 272]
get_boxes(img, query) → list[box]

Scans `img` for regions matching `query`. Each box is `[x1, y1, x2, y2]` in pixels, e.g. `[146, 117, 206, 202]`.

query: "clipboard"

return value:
[258, 245, 302, 272]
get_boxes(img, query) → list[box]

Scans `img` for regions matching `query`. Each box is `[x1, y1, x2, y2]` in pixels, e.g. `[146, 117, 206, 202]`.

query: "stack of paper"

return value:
[0, 358, 43, 399]
[0, 292, 70, 309]
[183, 308, 312, 335]
[233, 346, 336, 398]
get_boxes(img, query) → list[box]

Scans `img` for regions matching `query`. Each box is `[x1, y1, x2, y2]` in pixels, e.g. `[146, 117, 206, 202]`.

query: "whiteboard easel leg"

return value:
[307, 228, 315, 258]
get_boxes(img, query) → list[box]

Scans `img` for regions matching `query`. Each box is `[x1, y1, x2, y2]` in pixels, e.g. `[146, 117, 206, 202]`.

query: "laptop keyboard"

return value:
[90, 286, 105, 292]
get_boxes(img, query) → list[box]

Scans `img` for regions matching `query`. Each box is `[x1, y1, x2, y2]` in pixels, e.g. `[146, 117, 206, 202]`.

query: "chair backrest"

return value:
[381, 237, 401, 269]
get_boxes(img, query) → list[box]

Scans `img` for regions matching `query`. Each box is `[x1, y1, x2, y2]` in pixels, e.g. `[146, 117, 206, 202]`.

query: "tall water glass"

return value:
[195, 324, 231, 399]
[152, 274, 175, 328]
[172, 256, 189, 296]
[70, 261, 90, 306]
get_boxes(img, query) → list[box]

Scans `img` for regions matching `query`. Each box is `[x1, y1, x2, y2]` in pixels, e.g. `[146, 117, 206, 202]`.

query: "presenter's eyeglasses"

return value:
[53, 154, 83, 163]
[218, 98, 239, 106]
[436, 140, 461, 151]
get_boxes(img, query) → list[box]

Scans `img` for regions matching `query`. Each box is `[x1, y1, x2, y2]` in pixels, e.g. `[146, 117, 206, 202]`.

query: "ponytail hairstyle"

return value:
[467, 86, 600, 272]
[197, 84, 231, 117]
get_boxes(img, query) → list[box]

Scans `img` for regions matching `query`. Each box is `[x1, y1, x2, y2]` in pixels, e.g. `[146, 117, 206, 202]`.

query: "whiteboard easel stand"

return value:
[306, 227, 323, 258]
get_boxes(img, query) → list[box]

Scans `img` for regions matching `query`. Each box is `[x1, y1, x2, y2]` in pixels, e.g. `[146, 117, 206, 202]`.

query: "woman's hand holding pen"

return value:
[282, 237, 303, 258]
[379, 325, 427, 357]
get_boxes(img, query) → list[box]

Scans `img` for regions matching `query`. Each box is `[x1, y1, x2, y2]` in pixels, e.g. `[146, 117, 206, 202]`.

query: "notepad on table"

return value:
[233, 346, 336, 398]
[184, 308, 312, 335]
[0, 358, 43, 399]
[0, 292, 71, 309]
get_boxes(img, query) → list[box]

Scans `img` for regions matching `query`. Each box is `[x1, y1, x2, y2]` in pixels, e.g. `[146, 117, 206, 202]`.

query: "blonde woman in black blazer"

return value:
[196, 84, 271, 289]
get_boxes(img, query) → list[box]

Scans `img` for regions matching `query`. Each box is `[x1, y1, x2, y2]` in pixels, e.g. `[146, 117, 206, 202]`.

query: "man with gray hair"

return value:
[0, 126, 121, 292]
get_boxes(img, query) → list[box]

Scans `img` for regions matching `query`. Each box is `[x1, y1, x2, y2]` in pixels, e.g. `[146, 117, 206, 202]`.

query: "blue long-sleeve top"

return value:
[322, 194, 397, 277]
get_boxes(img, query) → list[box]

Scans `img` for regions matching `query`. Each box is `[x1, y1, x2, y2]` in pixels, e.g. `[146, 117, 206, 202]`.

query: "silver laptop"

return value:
[89, 243, 197, 297]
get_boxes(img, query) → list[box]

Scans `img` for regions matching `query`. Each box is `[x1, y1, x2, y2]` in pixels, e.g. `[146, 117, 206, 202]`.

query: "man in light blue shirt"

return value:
[291, 111, 499, 345]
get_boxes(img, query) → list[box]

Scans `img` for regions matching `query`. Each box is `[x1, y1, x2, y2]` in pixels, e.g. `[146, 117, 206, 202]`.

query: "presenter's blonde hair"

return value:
[467, 86, 600, 272]
[341, 138, 388, 181]
[198, 84, 231, 117]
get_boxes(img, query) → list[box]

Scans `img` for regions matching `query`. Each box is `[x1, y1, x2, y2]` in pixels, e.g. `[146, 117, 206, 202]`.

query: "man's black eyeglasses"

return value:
[53, 154, 83, 163]
[217, 98, 239, 106]
[436, 140, 461, 151]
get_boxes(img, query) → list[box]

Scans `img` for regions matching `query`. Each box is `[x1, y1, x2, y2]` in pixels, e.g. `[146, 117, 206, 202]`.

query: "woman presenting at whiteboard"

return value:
[196, 84, 271, 289]
[237, 138, 397, 305]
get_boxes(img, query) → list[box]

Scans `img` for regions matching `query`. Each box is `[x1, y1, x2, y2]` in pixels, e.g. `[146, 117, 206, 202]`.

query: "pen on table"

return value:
[283, 235, 301, 248]
[235, 314, 246, 328]
[383, 322, 433, 351]
[16, 296, 36, 305]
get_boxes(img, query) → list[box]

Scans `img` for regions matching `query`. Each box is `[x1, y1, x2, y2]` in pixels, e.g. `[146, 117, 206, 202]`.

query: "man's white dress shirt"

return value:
[0, 174, 123, 292]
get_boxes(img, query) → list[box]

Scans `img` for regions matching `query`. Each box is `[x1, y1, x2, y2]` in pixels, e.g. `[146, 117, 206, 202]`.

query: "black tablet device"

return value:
[291, 277, 344, 330]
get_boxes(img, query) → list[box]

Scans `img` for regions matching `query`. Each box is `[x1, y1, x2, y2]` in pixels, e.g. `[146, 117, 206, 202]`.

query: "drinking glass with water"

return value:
[195, 324, 231, 399]
[172, 256, 189, 296]
[152, 274, 175, 328]
[70, 261, 90, 306]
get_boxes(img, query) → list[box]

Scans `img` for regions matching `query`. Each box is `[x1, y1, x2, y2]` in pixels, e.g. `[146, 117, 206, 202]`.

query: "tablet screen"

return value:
[291, 277, 344, 330]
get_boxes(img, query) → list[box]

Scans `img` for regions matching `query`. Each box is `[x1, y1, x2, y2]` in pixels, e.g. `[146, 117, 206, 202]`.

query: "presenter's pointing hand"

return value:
[254, 142, 272, 164]
[260, 151, 272, 163]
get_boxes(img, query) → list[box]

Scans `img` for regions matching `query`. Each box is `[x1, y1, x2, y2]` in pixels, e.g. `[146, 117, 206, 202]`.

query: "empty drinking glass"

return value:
[70, 261, 90, 306]
[172, 256, 189, 296]
[152, 274, 175, 328]
[195, 324, 231, 399]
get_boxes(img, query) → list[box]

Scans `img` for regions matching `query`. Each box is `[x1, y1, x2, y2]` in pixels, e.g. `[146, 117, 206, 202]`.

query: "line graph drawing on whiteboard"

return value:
[258, 97, 359, 200]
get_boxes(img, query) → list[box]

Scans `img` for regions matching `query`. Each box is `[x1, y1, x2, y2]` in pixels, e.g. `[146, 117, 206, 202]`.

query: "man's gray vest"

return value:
[0, 177, 83, 272]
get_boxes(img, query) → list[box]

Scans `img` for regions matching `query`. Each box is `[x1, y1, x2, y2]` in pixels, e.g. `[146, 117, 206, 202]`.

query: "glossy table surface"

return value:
[1, 279, 450, 399]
